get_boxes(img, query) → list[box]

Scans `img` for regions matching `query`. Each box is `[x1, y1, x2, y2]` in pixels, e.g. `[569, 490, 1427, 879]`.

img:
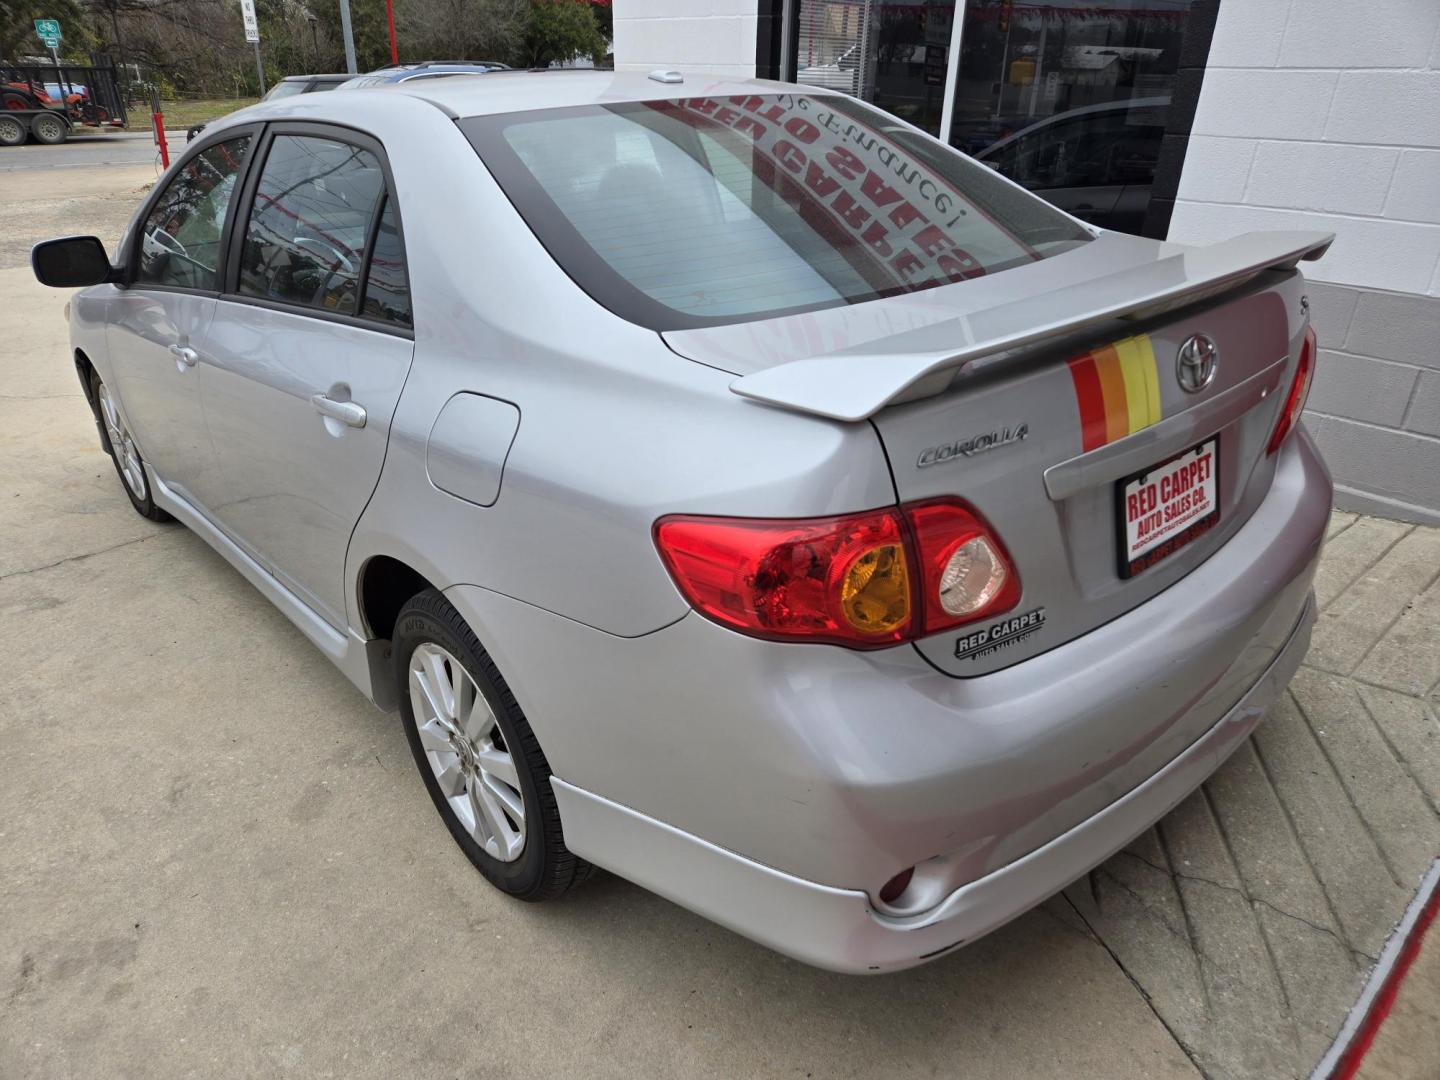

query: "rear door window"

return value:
[236, 134, 387, 315]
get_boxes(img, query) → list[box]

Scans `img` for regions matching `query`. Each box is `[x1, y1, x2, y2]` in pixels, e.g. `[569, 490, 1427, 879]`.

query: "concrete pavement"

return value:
[2, 140, 1436, 1080]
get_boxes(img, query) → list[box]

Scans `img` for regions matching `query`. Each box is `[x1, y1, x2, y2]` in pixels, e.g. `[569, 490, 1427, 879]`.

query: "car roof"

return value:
[383, 69, 839, 119]
[205, 70, 844, 138]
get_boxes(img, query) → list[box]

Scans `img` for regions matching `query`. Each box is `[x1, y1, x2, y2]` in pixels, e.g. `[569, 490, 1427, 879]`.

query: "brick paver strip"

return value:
[1076, 514, 1440, 1078]
[1313, 516, 1410, 610]
[1253, 693, 1409, 959]
[1356, 686, 1440, 815]
[1290, 668, 1440, 890]
[1356, 573, 1440, 697]
[1307, 527, 1440, 674]
[1204, 743, 1360, 1064]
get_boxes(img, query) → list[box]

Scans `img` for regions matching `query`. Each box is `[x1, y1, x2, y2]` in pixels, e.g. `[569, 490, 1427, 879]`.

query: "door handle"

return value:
[168, 344, 198, 367]
[310, 393, 367, 429]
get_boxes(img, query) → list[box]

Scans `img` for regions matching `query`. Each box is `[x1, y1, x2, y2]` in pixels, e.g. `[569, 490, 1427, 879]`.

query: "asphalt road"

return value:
[0, 129, 187, 172]
[2, 136, 1434, 1080]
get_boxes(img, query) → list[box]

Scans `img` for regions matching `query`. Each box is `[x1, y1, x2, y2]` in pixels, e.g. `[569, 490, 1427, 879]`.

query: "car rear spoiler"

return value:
[729, 230, 1334, 422]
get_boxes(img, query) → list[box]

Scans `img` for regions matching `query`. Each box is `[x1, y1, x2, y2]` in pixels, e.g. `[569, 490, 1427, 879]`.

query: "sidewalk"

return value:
[1066, 511, 1440, 1077]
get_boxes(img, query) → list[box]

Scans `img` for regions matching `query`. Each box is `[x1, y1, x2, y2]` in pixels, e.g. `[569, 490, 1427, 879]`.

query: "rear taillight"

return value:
[654, 500, 1019, 649]
[906, 500, 1022, 635]
[1267, 325, 1317, 455]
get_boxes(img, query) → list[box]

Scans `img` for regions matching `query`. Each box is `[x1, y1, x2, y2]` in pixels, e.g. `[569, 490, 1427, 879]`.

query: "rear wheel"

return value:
[91, 372, 170, 522]
[30, 112, 66, 145]
[394, 589, 591, 901]
[0, 114, 25, 147]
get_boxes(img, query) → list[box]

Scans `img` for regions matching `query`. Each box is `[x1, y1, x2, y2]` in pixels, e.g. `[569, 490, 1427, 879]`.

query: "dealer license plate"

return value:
[1117, 439, 1220, 578]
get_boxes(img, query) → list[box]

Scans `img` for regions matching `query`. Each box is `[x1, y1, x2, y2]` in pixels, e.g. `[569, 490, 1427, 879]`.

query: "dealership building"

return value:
[612, 0, 1440, 523]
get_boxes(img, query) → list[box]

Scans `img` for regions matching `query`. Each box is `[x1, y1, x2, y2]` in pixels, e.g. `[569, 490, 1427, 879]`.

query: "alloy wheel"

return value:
[97, 382, 147, 500]
[408, 642, 526, 862]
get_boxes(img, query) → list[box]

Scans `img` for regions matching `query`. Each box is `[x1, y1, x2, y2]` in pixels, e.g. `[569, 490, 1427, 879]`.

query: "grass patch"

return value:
[153, 97, 259, 130]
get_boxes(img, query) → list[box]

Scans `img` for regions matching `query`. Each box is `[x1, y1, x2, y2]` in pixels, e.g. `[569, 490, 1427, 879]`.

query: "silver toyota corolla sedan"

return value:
[31, 71, 1332, 974]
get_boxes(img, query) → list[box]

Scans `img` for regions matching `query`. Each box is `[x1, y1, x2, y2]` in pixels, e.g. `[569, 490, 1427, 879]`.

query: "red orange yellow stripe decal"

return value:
[1068, 334, 1163, 452]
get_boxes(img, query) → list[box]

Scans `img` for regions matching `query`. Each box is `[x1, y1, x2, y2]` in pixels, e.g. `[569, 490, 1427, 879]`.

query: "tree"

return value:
[0, 0, 96, 62]
[401, 0, 527, 67]
[309, 0, 390, 71]
[591, 0, 610, 47]
[520, 0, 603, 68]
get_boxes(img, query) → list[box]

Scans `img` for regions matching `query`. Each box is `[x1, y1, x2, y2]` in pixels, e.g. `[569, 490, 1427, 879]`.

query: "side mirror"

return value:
[31, 235, 115, 288]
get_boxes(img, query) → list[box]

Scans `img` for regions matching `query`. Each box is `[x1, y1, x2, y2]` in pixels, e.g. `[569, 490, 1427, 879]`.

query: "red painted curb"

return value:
[1324, 862, 1440, 1080]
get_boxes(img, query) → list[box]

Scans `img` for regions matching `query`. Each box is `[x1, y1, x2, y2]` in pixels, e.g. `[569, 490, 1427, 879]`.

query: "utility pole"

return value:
[339, 0, 358, 74]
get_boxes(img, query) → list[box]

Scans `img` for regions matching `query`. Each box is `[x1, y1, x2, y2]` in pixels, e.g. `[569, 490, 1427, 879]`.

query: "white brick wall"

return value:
[1172, 1, 1440, 524]
[1170, 0, 1440, 298]
[612, 0, 758, 79]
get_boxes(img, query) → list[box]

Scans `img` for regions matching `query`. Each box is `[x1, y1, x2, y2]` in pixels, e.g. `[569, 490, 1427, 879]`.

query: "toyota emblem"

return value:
[1176, 334, 1219, 394]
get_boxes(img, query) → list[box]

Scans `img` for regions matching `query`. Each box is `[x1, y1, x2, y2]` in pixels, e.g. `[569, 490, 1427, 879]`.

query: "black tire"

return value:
[89, 370, 172, 522]
[0, 114, 25, 147]
[30, 112, 67, 145]
[394, 589, 591, 901]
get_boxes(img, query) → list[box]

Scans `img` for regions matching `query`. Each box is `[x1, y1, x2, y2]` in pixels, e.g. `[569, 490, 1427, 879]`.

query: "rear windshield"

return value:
[461, 94, 1092, 330]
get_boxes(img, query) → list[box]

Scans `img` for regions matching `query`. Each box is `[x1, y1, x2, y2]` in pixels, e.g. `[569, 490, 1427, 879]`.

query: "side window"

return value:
[360, 197, 412, 328]
[237, 134, 386, 315]
[136, 135, 252, 290]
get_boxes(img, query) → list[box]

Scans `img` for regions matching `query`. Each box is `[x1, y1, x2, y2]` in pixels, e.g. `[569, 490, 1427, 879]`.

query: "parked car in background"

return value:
[32, 72, 1330, 974]
[186, 73, 349, 142]
[972, 97, 1169, 234]
[337, 60, 510, 89]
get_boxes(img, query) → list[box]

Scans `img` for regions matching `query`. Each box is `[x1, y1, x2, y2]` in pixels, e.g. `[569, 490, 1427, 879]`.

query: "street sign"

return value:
[239, 0, 260, 44]
[34, 18, 62, 49]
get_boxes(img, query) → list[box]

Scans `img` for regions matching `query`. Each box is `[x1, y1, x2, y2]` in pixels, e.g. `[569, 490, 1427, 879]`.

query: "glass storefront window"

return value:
[797, 0, 956, 136]
[950, 0, 1188, 234]
[794, 0, 1195, 235]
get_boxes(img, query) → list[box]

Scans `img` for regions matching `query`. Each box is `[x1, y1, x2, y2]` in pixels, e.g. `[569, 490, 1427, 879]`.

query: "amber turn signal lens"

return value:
[838, 542, 910, 634]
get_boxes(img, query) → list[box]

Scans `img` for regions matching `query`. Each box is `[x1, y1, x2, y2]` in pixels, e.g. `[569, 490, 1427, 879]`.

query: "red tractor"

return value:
[0, 63, 126, 146]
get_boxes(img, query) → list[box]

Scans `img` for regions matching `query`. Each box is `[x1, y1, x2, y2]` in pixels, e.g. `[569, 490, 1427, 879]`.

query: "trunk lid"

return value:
[663, 230, 1324, 674]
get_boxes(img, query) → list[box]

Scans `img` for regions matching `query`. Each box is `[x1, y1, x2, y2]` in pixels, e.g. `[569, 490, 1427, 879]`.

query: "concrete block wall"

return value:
[612, 0, 759, 79]
[1168, 0, 1440, 524]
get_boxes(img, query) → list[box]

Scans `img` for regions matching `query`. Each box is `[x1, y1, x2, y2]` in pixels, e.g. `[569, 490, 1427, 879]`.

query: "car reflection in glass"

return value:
[970, 96, 1168, 235]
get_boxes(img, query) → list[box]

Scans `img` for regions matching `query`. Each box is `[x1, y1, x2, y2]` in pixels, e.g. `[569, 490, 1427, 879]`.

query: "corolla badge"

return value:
[917, 423, 1029, 468]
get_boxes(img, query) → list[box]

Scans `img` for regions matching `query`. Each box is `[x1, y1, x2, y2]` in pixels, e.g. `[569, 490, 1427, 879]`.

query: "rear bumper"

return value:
[446, 428, 1330, 971]
[553, 589, 1311, 972]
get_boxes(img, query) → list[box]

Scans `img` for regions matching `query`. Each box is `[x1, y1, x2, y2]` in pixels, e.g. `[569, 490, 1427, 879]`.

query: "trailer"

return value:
[0, 59, 127, 146]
